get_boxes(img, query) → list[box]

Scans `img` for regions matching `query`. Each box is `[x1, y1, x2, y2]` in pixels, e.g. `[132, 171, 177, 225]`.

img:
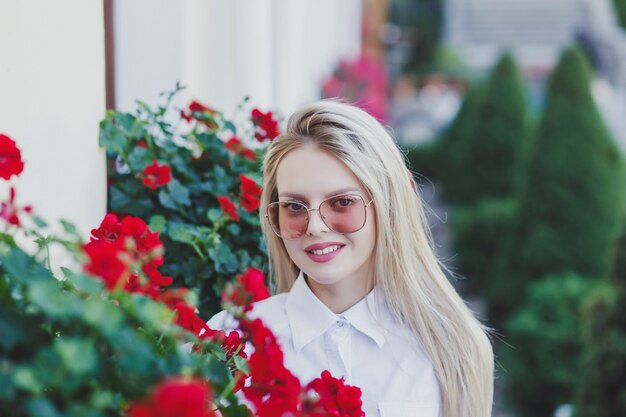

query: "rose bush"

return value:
[0, 134, 365, 417]
[99, 88, 279, 316]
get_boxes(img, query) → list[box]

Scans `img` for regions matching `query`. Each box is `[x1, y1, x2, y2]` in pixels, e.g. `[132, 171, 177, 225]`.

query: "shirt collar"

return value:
[285, 271, 389, 352]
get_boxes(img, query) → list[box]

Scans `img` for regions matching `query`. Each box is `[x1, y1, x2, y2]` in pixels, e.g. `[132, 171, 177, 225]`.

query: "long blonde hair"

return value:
[260, 100, 493, 417]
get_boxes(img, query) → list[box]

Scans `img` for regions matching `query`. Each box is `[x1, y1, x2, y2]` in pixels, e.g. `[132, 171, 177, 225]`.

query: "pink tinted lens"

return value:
[320, 195, 366, 233]
[268, 202, 308, 238]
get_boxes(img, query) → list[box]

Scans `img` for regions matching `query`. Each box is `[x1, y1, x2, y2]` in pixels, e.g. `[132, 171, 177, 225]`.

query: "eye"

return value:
[279, 201, 307, 212]
[330, 196, 357, 209]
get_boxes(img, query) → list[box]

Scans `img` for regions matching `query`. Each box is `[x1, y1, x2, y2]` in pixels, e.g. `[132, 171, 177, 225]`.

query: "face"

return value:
[274, 145, 377, 292]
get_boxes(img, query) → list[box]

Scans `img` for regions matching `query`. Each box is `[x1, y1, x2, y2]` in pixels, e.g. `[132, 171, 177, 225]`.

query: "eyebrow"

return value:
[279, 187, 362, 200]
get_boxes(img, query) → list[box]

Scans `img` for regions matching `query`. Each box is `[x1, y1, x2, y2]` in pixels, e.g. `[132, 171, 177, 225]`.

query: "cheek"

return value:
[282, 240, 301, 260]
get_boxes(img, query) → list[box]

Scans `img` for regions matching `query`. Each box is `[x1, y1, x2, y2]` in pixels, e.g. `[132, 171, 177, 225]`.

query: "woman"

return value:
[210, 100, 493, 417]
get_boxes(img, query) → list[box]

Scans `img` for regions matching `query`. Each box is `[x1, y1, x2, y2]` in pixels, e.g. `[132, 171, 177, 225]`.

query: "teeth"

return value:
[309, 245, 342, 255]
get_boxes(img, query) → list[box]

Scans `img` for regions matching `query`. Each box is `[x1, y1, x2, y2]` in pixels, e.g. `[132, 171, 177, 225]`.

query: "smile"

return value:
[307, 245, 344, 255]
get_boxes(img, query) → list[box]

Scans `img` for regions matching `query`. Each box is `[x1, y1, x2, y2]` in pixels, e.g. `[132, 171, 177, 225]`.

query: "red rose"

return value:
[225, 136, 243, 153]
[242, 148, 256, 161]
[305, 371, 365, 417]
[222, 267, 270, 310]
[239, 174, 262, 213]
[189, 101, 217, 114]
[127, 377, 216, 417]
[0, 134, 24, 180]
[83, 240, 129, 291]
[87, 214, 170, 296]
[239, 318, 301, 417]
[0, 187, 30, 227]
[154, 287, 189, 310]
[174, 302, 212, 337]
[91, 213, 121, 241]
[251, 108, 280, 142]
[182, 101, 219, 130]
[217, 195, 240, 222]
[141, 160, 171, 190]
[225, 136, 257, 162]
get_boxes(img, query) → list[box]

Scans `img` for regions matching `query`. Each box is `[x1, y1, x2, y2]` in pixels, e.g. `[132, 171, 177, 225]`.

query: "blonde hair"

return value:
[260, 100, 493, 417]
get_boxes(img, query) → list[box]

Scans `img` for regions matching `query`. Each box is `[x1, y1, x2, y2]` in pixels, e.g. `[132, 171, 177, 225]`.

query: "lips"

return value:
[304, 242, 346, 252]
[304, 242, 345, 263]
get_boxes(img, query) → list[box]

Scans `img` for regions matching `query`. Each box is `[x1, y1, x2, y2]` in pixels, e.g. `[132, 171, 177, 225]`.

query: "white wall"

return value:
[116, 0, 362, 120]
[0, 1, 107, 239]
[114, 0, 183, 112]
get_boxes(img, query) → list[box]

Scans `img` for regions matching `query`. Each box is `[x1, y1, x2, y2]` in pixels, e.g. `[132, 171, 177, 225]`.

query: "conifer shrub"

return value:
[405, 140, 440, 181]
[451, 197, 517, 294]
[575, 216, 626, 417]
[490, 47, 625, 325]
[501, 273, 609, 417]
[434, 83, 482, 192]
[441, 52, 528, 205]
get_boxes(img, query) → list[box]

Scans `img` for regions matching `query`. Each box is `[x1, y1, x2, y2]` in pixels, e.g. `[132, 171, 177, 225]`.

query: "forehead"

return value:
[276, 146, 365, 199]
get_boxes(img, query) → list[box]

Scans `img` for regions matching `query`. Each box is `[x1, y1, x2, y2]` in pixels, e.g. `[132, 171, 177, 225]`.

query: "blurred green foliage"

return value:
[451, 197, 517, 294]
[390, 0, 443, 76]
[491, 47, 626, 326]
[576, 217, 626, 417]
[409, 46, 626, 416]
[0, 231, 242, 417]
[614, 0, 626, 29]
[501, 274, 610, 417]
[440, 53, 529, 206]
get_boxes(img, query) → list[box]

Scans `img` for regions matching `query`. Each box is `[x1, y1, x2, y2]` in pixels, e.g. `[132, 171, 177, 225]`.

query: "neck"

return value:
[305, 274, 374, 314]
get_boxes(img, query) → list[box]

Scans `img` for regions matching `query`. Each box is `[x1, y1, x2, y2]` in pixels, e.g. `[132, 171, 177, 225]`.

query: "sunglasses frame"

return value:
[265, 193, 374, 240]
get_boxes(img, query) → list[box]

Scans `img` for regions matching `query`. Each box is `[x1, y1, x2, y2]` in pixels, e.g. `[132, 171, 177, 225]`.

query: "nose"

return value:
[305, 208, 330, 235]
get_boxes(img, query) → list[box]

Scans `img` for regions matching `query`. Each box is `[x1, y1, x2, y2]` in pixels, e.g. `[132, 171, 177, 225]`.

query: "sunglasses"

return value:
[265, 194, 374, 239]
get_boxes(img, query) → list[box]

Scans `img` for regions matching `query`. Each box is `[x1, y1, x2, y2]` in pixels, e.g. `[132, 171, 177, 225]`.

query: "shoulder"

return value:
[249, 292, 289, 322]
[206, 293, 290, 331]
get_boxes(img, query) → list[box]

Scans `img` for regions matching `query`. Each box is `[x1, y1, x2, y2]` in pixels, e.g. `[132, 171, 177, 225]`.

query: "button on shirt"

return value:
[208, 271, 441, 417]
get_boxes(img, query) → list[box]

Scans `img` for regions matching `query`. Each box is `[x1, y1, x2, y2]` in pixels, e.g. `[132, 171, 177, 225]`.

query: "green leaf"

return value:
[208, 242, 237, 274]
[219, 403, 250, 417]
[83, 299, 124, 338]
[89, 390, 116, 409]
[1, 247, 51, 284]
[168, 222, 197, 245]
[223, 120, 237, 133]
[109, 185, 153, 217]
[0, 232, 16, 249]
[59, 219, 81, 238]
[26, 398, 62, 417]
[53, 338, 97, 376]
[0, 316, 27, 351]
[99, 118, 127, 155]
[13, 367, 43, 394]
[149, 215, 167, 234]
[226, 223, 240, 236]
[158, 189, 177, 211]
[116, 112, 137, 132]
[207, 208, 222, 222]
[31, 215, 48, 229]
[28, 280, 83, 319]
[167, 178, 191, 207]
[127, 147, 152, 171]
[233, 355, 249, 374]
[132, 295, 173, 328]
[203, 358, 231, 386]
[61, 268, 103, 293]
[235, 250, 251, 270]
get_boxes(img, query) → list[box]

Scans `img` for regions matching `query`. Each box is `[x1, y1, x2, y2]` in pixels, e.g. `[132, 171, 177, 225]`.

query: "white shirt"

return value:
[208, 271, 441, 417]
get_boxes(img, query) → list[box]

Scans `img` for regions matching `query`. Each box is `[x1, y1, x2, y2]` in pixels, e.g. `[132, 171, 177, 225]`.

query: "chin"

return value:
[304, 272, 343, 286]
